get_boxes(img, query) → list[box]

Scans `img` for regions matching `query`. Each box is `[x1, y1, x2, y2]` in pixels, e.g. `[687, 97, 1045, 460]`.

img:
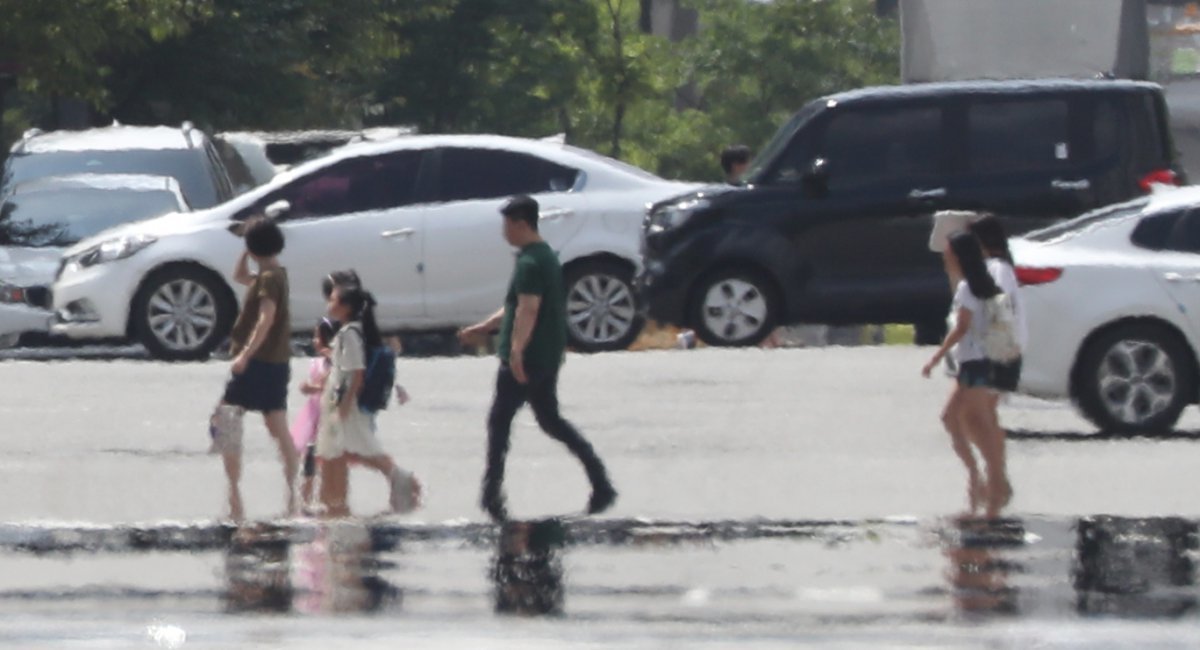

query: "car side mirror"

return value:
[264, 200, 291, 219]
[801, 158, 829, 199]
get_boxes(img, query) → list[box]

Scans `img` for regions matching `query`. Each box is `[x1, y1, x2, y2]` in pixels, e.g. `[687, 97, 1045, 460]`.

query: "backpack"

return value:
[342, 323, 396, 414]
[358, 344, 396, 413]
[982, 292, 1022, 362]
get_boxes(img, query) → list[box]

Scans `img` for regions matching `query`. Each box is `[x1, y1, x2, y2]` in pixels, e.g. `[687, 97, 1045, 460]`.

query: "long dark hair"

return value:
[949, 231, 1000, 300]
[968, 215, 1014, 265]
[335, 283, 383, 349]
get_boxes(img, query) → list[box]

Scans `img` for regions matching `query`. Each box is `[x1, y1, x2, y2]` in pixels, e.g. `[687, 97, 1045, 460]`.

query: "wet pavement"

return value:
[4, 346, 1200, 647]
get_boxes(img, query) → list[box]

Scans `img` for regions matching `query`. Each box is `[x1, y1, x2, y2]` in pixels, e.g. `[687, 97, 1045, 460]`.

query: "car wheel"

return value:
[132, 266, 234, 361]
[689, 267, 779, 347]
[1074, 323, 1194, 435]
[564, 260, 644, 352]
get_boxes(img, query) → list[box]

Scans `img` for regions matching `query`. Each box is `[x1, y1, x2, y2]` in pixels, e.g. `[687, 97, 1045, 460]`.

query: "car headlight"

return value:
[68, 234, 158, 270]
[647, 199, 710, 235]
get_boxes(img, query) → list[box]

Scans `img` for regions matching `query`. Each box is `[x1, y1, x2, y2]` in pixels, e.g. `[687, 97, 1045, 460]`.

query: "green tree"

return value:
[662, 0, 900, 179]
[102, 0, 399, 129]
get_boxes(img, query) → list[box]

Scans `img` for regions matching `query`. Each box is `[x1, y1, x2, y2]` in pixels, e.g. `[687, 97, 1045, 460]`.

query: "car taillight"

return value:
[1015, 266, 1063, 286]
[1139, 169, 1180, 193]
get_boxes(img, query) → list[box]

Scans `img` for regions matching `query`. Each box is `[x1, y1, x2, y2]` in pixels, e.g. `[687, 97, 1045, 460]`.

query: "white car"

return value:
[52, 134, 699, 359]
[1014, 187, 1200, 434]
[0, 174, 190, 346]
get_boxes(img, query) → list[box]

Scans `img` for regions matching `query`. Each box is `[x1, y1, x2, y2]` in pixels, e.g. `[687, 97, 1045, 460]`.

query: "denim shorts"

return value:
[957, 360, 992, 388]
[990, 358, 1023, 392]
[223, 359, 289, 413]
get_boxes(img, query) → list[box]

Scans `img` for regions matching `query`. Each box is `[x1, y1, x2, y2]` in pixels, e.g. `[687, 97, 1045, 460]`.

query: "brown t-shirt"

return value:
[230, 267, 291, 363]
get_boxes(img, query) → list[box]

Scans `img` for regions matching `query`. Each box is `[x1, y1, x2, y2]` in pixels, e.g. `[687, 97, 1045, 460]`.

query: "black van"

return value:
[638, 79, 1184, 346]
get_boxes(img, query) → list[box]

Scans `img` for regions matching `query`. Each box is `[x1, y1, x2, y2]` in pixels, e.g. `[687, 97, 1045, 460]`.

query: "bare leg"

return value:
[941, 385, 983, 514]
[222, 451, 244, 522]
[318, 456, 351, 518]
[961, 388, 1010, 519]
[263, 411, 299, 516]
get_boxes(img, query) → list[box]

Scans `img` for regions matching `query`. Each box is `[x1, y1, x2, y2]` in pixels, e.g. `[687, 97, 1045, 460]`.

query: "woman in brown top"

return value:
[211, 217, 298, 521]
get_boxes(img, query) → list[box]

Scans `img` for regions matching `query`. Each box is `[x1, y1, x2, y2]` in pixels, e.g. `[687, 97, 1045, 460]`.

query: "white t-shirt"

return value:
[986, 258, 1028, 352]
[951, 280, 988, 363]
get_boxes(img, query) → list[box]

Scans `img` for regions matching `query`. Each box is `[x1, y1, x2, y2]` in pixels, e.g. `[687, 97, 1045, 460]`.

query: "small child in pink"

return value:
[291, 318, 338, 510]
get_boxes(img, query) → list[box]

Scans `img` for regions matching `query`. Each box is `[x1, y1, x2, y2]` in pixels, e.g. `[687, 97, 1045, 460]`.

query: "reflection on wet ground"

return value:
[1, 514, 1199, 636]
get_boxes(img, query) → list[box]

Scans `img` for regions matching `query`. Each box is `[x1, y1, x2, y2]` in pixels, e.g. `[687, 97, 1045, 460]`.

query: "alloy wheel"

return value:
[701, 278, 769, 343]
[146, 279, 218, 352]
[1098, 339, 1177, 426]
[567, 273, 637, 346]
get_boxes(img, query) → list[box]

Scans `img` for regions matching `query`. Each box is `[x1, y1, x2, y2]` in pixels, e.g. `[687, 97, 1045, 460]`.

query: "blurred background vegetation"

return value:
[0, 0, 898, 182]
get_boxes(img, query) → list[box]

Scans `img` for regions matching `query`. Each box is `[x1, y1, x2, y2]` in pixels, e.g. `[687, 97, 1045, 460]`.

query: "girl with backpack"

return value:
[922, 231, 1013, 520]
[315, 281, 420, 518]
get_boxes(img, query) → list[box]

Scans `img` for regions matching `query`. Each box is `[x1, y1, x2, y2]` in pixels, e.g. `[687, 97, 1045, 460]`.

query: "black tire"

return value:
[563, 260, 644, 353]
[1073, 322, 1194, 435]
[914, 318, 948, 346]
[688, 267, 780, 347]
[132, 266, 235, 361]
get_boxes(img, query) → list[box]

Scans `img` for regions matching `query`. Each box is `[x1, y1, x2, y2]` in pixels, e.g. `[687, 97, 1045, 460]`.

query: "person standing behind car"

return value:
[720, 144, 752, 184]
[459, 195, 617, 522]
[213, 216, 298, 521]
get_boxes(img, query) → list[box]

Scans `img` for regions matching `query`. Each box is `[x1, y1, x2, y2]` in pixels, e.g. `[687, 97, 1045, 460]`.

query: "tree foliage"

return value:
[1, 0, 899, 181]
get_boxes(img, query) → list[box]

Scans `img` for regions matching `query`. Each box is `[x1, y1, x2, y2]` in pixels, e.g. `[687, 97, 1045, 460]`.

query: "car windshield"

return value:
[4, 149, 220, 208]
[742, 102, 824, 184]
[1023, 198, 1151, 242]
[0, 188, 183, 247]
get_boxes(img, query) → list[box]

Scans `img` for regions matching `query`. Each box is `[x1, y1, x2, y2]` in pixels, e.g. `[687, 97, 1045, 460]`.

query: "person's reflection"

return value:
[222, 521, 399, 614]
[1075, 516, 1197, 618]
[491, 518, 567, 616]
[944, 518, 1021, 616]
[291, 520, 400, 614]
[223, 522, 294, 614]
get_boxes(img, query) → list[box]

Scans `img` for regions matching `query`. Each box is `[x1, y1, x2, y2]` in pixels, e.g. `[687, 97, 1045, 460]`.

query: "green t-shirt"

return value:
[497, 241, 567, 369]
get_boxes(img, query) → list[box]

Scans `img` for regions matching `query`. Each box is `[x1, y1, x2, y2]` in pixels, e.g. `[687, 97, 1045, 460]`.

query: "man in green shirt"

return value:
[459, 195, 617, 522]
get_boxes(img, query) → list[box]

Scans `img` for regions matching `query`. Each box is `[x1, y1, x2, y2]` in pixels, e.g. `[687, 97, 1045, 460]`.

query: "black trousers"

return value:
[483, 363, 611, 503]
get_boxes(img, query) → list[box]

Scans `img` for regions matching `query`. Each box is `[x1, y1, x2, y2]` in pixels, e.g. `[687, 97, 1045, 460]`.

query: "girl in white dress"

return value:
[316, 282, 419, 517]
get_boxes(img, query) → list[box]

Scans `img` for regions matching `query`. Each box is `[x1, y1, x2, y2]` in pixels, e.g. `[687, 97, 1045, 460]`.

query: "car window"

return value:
[1131, 209, 1185, 250]
[1130, 92, 1169, 171]
[0, 188, 184, 247]
[270, 150, 423, 220]
[435, 148, 580, 202]
[5, 150, 222, 209]
[1162, 210, 1200, 253]
[1088, 98, 1121, 164]
[820, 106, 944, 192]
[967, 98, 1070, 174]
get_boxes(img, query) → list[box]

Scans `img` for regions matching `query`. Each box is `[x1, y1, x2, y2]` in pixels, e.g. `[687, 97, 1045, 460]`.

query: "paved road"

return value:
[4, 346, 1200, 523]
[5, 346, 1200, 647]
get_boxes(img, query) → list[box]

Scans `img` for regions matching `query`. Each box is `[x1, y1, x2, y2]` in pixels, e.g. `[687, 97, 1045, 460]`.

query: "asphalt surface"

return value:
[4, 346, 1200, 647]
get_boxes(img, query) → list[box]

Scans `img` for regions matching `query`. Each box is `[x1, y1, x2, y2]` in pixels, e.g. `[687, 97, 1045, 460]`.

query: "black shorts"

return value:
[223, 359, 289, 413]
[957, 360, 992, 388]
[990, 358, 1023, 392]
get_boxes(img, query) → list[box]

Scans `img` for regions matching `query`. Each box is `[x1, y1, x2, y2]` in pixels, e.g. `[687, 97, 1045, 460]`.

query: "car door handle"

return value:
[908, 188, 946, 200]
[1051, 179, 1091, 191]
[540, 208, 574, 221]
[1163, 272, 1200, 283]
[381, 228, 416, 240]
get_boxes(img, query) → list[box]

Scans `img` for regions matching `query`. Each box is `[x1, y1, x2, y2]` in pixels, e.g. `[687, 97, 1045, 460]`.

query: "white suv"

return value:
[52, 134, 698, 359]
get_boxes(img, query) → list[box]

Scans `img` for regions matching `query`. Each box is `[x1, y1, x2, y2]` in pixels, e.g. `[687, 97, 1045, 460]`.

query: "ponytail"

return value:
[359, 291, 383, 350]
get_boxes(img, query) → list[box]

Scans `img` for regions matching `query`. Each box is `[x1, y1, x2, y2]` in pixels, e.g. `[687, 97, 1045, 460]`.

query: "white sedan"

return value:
[1015, 187, 1200, 434]
[52, 134, 699, 359]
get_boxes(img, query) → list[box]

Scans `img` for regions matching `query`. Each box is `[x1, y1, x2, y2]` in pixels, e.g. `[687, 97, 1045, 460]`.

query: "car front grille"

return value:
[24, 286, 51, 309]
